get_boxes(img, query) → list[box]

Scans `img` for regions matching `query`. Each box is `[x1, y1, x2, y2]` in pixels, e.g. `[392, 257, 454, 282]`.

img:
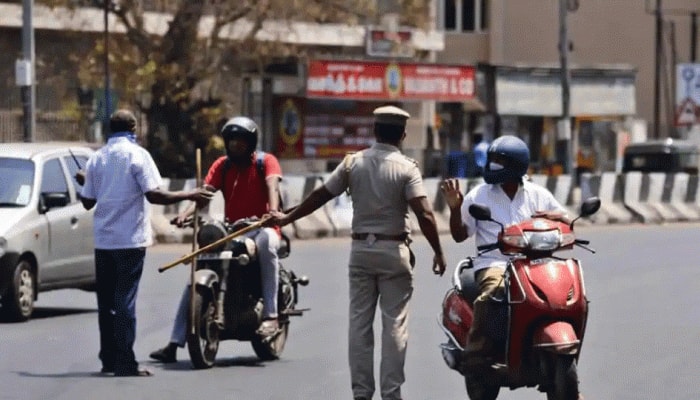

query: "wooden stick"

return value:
[189, 148, 202, 335]
[158, 217, 269, 273]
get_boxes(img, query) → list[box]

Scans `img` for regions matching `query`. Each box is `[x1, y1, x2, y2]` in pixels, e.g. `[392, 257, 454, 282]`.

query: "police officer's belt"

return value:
[351, 232, 409, 241]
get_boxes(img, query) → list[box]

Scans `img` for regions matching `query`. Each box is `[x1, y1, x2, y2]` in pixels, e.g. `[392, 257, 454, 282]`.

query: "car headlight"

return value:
[0, 237, 6, 258]
[523, 230, 561, 251]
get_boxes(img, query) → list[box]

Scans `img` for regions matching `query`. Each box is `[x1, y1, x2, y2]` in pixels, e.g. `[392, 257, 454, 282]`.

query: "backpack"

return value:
[221, 151, 284, 209]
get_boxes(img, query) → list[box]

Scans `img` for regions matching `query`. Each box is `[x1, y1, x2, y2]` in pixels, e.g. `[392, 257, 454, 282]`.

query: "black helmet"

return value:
[483, 135, 530, 184]
[220, 116, 259, 151]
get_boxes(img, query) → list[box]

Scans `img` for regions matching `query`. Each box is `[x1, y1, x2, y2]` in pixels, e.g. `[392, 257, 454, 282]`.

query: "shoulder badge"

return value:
[403, 155, 418, 167]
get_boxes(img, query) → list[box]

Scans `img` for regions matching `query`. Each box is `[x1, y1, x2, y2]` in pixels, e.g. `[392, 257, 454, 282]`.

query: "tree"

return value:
[49, 0, 430, 177]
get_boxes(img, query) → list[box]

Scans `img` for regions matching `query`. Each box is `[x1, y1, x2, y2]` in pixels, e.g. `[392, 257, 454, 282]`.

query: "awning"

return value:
[492, 66, 636, 116]
[462, 98, 487, 112]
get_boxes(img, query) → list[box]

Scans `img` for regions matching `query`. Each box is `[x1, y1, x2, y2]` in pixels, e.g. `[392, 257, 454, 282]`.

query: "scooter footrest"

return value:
[281, 308, 310, 316]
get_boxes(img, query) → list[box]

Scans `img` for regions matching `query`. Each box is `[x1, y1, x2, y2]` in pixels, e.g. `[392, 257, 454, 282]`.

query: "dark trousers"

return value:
[95, 248, 146, 375]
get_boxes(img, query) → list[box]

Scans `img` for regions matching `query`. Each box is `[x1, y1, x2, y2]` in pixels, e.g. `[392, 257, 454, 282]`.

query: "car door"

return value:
[38, 157, 87, 285]
[62, 152, 95, 280]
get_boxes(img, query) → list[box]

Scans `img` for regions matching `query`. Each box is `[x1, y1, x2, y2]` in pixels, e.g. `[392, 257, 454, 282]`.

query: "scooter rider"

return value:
[150, 116, 283, 363]
[440, 135, 570, 371]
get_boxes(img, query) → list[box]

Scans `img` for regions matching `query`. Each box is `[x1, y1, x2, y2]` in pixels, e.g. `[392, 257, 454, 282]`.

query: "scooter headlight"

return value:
[523, 229, 561, 251]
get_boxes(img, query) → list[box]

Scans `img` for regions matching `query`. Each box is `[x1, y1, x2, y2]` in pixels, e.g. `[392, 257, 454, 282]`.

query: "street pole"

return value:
[654, 0, 663, 139]
[103, 0, 111, 137]
[559, 0, 573, 175]
[20, 0, 35, 142]
[692, 12, 697, 63]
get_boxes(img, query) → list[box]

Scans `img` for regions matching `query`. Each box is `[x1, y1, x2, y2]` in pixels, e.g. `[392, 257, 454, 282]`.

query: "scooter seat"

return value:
[458, 264, 480, 304]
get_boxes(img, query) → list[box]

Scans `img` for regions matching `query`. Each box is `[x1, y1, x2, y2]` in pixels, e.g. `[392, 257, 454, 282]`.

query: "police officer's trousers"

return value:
[348, 238, 413, 400]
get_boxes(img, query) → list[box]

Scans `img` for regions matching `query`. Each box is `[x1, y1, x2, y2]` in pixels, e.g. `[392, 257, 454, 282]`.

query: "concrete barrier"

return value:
[151, 172, 700, 243]
[328, 191, 354, 237]
[645, 172, 684, 222]
[285, 175, 335, 239]
[580, 172, 637, 224]
[530, 174, 584, 222]
[667, 172, 700, 221]
[623, 172, 663, 223]
[421, 177, 450, 234]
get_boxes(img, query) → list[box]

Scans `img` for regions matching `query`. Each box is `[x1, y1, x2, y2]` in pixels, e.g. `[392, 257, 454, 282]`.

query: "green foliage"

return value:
[39, 0, 430, 177]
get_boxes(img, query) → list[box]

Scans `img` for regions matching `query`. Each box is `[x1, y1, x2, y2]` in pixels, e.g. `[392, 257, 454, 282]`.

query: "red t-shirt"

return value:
[205, 152, 282, 226]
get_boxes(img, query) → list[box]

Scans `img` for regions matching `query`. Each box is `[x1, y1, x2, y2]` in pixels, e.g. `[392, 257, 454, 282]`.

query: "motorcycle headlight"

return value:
[523, 230, 561, 251]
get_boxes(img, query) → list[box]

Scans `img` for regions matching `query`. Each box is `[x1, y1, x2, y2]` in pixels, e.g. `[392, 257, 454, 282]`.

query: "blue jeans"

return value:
[169, 228, 279, 346]
[95, 248, 146, 375]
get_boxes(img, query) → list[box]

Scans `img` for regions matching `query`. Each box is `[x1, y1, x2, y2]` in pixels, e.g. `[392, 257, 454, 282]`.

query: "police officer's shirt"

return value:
[460, 180, 567, 271]
[324, 143, 426, 235]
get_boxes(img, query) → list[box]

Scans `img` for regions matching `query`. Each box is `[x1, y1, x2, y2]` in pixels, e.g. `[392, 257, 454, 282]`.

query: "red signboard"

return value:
[306, 60, 476, 101]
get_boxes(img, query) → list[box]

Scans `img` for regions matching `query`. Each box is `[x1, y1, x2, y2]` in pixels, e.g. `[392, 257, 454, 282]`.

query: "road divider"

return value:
[151, 172, 700, 243]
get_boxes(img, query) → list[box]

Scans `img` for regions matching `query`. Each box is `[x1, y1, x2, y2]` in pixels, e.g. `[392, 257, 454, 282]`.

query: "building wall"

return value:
[438, 0, 700, 138]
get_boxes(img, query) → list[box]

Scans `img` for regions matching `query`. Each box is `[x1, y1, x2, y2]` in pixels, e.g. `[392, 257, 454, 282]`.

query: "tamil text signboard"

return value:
[306, 60, 476, 102]
[365, 28, 415, 58]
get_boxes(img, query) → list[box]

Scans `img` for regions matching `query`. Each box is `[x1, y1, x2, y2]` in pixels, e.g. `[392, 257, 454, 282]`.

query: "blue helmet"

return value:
[483, 135, 530, 184]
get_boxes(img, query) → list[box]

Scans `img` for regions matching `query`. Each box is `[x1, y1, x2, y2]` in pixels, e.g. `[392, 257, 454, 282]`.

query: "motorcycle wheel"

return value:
[186, 289, 220, 369]
[251, 322, 289, 361]
[465, 374, 499, 400]
[546, 355, 579, 400]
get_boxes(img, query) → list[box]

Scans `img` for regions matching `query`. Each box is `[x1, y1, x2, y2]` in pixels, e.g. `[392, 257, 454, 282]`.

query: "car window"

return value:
[41, 158, 70, 199]
[63, 154, 89, 189]
[0, 158, 35, 207]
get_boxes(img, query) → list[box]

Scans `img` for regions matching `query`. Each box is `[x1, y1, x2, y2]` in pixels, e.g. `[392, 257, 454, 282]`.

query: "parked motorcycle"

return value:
[438, 197, 601, 400]
[186, 217, 309, 369]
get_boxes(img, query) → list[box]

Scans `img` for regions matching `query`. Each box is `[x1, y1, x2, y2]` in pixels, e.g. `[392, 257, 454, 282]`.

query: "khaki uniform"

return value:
[324, 142, 426, 400]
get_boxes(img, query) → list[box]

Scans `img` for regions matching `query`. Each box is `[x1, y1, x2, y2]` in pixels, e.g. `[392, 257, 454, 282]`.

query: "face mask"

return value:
[489, 162, 504, 171]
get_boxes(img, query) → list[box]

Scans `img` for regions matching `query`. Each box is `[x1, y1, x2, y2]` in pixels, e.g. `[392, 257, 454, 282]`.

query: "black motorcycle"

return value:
[185, 218, 309, 369]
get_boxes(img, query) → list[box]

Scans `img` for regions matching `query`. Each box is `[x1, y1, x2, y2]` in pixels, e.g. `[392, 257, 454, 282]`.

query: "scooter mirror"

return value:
[468, 204, 492, 221]
[579, 197, 601, 217]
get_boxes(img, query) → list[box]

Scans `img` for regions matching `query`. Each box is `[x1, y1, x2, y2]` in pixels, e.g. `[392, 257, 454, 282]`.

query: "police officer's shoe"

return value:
[149, 342, 177, 363]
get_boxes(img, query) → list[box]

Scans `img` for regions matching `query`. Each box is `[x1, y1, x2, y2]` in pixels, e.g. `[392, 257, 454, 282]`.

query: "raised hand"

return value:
[440, 178, 463, 210]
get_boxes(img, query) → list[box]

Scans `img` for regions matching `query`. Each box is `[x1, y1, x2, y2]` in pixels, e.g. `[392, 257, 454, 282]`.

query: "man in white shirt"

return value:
[79, 109, 212, 377]
[441, 135, 569, 371]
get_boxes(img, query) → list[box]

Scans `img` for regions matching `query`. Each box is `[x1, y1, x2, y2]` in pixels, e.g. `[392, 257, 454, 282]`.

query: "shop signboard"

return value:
[675, 63, 700, 126]
[306, 59, 476, 102]
[365, 28, 415, 58]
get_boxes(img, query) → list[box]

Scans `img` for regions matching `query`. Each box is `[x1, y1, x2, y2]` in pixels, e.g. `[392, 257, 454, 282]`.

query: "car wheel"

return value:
[1, 260, 35, 322]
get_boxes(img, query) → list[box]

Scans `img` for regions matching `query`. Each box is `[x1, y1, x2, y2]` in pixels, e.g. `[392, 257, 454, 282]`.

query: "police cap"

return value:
[373, 105, 410, 126]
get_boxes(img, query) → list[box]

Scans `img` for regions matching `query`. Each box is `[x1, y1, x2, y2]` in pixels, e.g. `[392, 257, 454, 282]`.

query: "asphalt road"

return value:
[2, 223, 699, 400]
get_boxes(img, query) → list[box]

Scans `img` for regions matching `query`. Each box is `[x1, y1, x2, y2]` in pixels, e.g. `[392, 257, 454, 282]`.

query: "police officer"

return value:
[265, 105, 446, 400]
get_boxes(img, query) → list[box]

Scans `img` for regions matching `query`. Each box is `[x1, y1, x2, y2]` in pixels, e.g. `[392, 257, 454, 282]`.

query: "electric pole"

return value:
[559, 0, 573, 174]
[654, 0, 663, 139]
[19, 0, 35, 142]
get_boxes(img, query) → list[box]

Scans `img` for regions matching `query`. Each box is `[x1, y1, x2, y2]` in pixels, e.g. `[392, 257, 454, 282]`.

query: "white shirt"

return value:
[461, 180, 567, 271]
[81, 137, 163, 249]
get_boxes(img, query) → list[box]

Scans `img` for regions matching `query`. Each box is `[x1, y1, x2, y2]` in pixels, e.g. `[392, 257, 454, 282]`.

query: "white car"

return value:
[0, 142, 97, 322]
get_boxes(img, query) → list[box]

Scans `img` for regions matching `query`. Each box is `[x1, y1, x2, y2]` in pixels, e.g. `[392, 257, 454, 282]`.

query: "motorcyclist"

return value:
[150, 116, 283, 363]
[440, 135, 570, 371]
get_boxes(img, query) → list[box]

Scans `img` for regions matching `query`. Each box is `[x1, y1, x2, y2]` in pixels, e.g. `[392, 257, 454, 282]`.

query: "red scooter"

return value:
[438, 197, 601, 400]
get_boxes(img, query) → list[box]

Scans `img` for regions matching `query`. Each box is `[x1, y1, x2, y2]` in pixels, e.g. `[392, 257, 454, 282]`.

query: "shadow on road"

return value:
[17, 371, 114, 378]
[0, 307, 96, 323]
[150, 355, 266, 371]
[30, 307, 96, 320]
